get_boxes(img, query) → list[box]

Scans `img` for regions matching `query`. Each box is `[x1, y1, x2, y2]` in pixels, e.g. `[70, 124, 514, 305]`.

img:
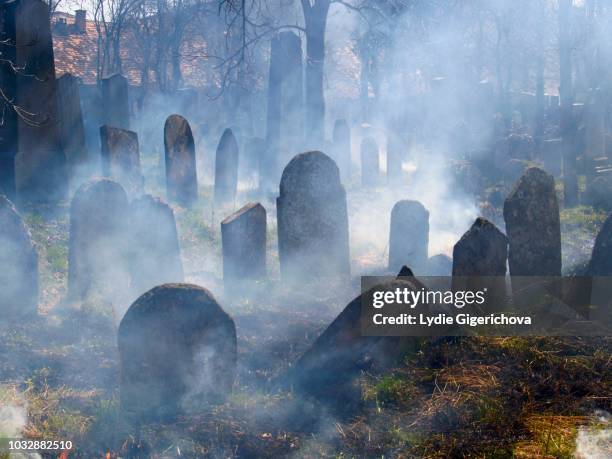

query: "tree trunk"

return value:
[303, 0, 329, 147]
[0, 2, 17, 200]
[559, 0, 578, 207]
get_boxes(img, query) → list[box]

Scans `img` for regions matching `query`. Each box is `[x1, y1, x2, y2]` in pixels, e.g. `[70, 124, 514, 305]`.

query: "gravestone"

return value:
[277, 151, 350, 281]
[386, 133, 403, 183]
[388, 200, 429, 275]
[57, 73, 89, 184]
[214, 128, 239, 207]
[118, 284, 237, 420]
[588, 213, 612, 276]
[361, 137, 379, 187]
[0, 195, 38, 316]
[332, 119, 351, 184]
[14, 0, 67, 204]
[100, 125, 143, 195]
[452, 218, 507, 310]
[292, 275, 424, 407]
[164, 114, 198, 207]
[68, 178, 130, 302]
[585, 172, 612, 211]
[452, 218, 507, 276]
[221, 202, 266, 282]
[102, 74, 130, 130]
[426, 254, 452, 276]
[129, 195, 184, 298]
[503, 167, 561, 276]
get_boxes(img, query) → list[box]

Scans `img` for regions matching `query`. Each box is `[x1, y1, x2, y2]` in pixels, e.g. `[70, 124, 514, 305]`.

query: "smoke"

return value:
[575, 411, 612, 459]
[0, 389, 41, 459]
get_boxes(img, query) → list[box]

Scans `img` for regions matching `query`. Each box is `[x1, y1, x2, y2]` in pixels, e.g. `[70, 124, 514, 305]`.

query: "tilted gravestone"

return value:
[221, 202, 266, 282]
[102, 74, 130, 130]
[332, 119, 351, 184]
[129, 195, 184, 298]
[277, 151, 350, 281]
[452, 217, 507, 276]
[214, 128, 239, 208]
[164, 114, 198, 207]
[588, 213, 612, 276]
[452, 217, 508, 310]
[14, 0, 67, 204]
[291, 274, 424, 408]
[360, 137, 380, 187]
[118, 284, 237, 420]
[68, 178, 130, 302]
[388, 200, 429, 275]
[503, 167, 561, 276]
[100, 125, 143, 195]
[57, 73, 89, 184]
[0, 195, 38, 316]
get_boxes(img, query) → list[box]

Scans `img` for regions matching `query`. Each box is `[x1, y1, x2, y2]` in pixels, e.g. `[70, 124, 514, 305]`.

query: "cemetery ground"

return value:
[0, 178, 610, 458]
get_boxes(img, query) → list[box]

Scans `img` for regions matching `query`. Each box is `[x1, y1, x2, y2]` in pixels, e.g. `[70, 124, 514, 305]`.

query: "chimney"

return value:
[75, 10, 87, 34]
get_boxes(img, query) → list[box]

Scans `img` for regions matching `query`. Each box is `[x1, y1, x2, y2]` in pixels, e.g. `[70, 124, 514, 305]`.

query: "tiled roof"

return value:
[52, 12, 213, 88]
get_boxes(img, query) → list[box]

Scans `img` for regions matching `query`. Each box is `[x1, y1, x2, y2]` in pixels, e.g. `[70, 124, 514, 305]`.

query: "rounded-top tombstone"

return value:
[164, 114, 198, 207]
[277, 151, 350, 281]
[588, 213, 612, 276]
[388, 200, 430, 274]
[0, 195, 38, 316]
[503, 167, 561, 276]
[68, 178, 130, 302]
[118, 284, 237, 420]
[214, 128, 239, 207]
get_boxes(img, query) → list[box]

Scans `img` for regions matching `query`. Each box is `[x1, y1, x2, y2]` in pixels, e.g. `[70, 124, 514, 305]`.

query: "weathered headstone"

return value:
[118, 284, 237, 420]
[452, 218, 507, 310]
[277, 151, 350, 281]
[164, 114, 198, 207]
[452, 218, 507, 276]
[332, 119, 351, 184]
[102, 74, 130, 130]
[388, 200, 429, 275]
[129, 195, 184, 298]
[68, 178, 130, 302]
[426, 254, 452, 276]
[585, 174, 612, 211]
[503, 167, 561, 276]
[214, 128, 239, 207]
[0, 195, 38, 316]
[291, 275, 423, 407]
[14, 0, 67, 204]
[221, 202, 266, 282]
[588, 213, 612, 276]
[360, 137, 379, 187]
[100, 125, 143, 195]
[57, 73, 89, 184]
[386, 133, 403, 183]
